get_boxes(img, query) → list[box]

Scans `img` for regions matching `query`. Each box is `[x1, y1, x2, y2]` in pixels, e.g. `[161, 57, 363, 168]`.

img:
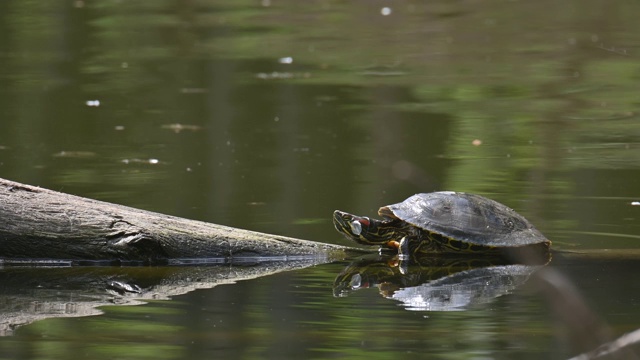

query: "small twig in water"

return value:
[595, 43, 630, 56]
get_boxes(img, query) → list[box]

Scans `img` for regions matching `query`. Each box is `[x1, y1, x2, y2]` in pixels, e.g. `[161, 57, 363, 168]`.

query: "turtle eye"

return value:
[349, 273, 362, 289]
[349, 220, 362, 235]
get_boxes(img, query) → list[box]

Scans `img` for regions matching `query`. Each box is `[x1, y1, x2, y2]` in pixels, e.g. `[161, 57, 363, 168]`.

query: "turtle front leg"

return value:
[398, 236, 414, 259]
[399, 234, 445, 257]
[377, 239, 401, 256]
[398, 236, 430, 258]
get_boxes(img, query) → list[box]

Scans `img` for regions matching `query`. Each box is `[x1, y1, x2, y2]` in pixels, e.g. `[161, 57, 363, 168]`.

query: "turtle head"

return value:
[333, 210, 397, 246]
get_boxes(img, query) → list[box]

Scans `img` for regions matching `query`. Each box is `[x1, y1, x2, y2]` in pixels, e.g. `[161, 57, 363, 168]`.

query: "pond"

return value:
[0, 0, 640, 359]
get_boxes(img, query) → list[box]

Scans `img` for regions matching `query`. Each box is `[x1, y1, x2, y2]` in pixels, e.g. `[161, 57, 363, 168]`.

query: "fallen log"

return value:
[0, 178, 358, 264]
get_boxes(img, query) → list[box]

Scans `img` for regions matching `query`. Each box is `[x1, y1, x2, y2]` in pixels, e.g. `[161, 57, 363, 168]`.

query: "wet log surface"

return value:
[0, 178, 358, 265]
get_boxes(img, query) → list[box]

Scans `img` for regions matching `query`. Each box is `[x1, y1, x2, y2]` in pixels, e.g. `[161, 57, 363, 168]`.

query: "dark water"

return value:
[1, 1, 640, 359]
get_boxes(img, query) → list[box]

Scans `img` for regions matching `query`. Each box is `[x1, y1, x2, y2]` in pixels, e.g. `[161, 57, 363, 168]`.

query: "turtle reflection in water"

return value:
[333, 255, 545, 311]
[333, 191, 551, 259]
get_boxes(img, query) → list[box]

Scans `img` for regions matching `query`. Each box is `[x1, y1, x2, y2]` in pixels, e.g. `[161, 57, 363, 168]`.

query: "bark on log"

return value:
[0, 178, 358, 264]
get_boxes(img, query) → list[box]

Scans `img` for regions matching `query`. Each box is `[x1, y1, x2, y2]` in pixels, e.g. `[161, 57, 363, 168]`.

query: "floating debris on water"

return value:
[256, 72, 311, 80]
[121, 158, 163, 165]
[161, 123, 202, 133]
[52, 151, 97, 158]
[360, 70, 407, 77]
[180, 88, 208, 94]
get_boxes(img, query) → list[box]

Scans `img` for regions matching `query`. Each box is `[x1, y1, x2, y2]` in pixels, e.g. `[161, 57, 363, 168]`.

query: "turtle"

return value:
[333, 191, 551, 257]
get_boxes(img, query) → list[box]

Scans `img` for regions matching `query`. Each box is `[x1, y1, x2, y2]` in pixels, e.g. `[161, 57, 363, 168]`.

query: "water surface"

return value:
[0, 0, 639, 359]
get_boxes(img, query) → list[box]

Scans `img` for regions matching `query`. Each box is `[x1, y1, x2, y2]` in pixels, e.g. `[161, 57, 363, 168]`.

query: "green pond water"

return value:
[1, 1, 640, 359]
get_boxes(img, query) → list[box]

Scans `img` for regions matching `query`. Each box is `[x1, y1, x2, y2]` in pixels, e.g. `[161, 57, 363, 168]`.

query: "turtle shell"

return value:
[378, 192, 549, 248]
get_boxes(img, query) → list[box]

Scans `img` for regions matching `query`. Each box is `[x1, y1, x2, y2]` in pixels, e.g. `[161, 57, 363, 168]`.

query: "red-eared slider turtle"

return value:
[333, 191, 550, 257]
